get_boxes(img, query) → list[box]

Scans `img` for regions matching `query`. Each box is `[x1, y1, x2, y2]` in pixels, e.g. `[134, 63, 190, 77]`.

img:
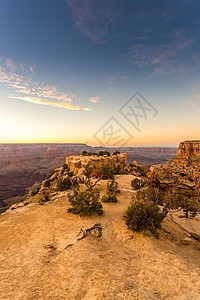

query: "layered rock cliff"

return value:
[176, 140, 200, 159]
[66, 153, 127, 179]
[149, 141, 200, 200]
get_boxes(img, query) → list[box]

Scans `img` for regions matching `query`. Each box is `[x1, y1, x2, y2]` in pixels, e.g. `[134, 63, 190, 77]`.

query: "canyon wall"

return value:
[177, 140, 200, 159]
[0, 143, 177, 211]
[149, 140, 200, 200]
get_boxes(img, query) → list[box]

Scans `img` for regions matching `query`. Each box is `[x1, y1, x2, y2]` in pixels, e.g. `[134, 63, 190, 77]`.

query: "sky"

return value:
[0, 0, 200, 146]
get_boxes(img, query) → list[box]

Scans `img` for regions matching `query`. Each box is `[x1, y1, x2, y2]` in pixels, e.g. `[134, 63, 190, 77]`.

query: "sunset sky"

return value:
[0, 0, 200, 146]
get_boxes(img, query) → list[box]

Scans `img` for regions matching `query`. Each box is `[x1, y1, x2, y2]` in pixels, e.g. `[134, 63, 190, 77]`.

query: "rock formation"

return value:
[176, 140, 200, 160]
[66, 153, 127, 179]
[0, 143, 177, 211]
[149, 140, 200, 201]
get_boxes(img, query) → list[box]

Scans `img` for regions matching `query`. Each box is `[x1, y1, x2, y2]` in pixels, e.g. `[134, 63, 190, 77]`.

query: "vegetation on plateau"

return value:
[101, 178, 120, 203]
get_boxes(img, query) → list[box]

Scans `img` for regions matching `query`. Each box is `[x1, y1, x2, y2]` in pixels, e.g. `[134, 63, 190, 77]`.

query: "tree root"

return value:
[64, 223, 102, 250]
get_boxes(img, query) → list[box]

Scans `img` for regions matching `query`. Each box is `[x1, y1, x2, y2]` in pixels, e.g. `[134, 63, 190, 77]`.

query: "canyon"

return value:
[0, 141, 199, 299]
[0, 143, 177, 211]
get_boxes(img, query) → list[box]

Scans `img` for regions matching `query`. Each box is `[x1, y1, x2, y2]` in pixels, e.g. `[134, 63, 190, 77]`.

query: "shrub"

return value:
[30, 190, 38, 196]
[98, 151, 110, 156]
[83, 163, 93, 178]
[133, 187, 158, 203]
[67, 189, 103, 216]
[131, 178, 142, 190]
[99, 163, 114, 179]
[83, 163, 114, 191]
[131, 178, 147, 190]
[88, 151, 99, 156]
[113, 151, 120, 155]
[39, 193, 50, 204]
[57, 177, 72, 191]
[123, 199, 164, 238]
[81, 151, 88, 156]
[62, 163, 70, 171]
[101, 178, 120, 203]
[166, 194, 199, 218]
[181, 197, 198, 218]
[30, 185, 41, 196]
[61, 163, 70, 175]
[113, 164, 123, 175]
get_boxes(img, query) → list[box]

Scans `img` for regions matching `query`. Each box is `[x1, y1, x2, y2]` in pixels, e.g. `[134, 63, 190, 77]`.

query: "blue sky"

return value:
[0, 0, 200, 146]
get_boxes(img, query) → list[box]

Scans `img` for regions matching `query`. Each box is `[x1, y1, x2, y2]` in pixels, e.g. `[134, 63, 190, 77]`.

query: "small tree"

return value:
[83, 163, 97, 190]
[67, 189, 103, 216]
[30, 184, 41, 196]
[57, 177, 72, 191]
[98, 151, 111, 156]
[83, 163, 114, 191]
[98, 163, 114, 179]
[81, 151, 88, 156]
[61, 163, 73, 176]
[39, 193, 50, 204]
[123, 188, 165, 238]
[124, 200, 164, 238]
[134, 187, 158, 203]
[113, 151, 120, 155]
[131, 178, 146, 190]
[101, 178, 120, 203]
[166, 193, 199, 218]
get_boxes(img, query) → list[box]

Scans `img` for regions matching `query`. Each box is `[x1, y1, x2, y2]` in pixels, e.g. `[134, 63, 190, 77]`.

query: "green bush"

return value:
[98, 151, 110, 156]
[113, 164, 123, 175]
[131, 178, 143, 190]
[88, 151, 98, 156]
[133, 187, 158, 203]
[101, 178, 120, 203]
[113, 151, 120, 155]
[83, 163, 93, 178]
[83, 163, 114, 191]
[61, 163, 70, 175]
[99, 163, 114, 179]
[81, 151, 88, 156]
[67, 189, 103, 216]
[124, 199, 164, 238]
[123, 188, 163, 238]
[30, 190, 38, 196]
[57, 177, 72, 191]
[166, 194, 199, 218]
[30, 185, 41, 196]
[181, 197, 198, 218]
[39, 193, 50, 204]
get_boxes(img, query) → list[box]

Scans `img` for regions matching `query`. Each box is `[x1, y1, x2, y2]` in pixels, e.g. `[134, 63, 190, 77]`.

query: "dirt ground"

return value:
[0, 175, 200, 300]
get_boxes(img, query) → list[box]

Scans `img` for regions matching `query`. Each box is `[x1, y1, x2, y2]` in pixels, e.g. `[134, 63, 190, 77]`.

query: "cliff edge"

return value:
[149, 140, 200, 200]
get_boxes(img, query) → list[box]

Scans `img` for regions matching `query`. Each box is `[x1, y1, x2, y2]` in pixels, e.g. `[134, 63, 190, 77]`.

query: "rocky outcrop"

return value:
[177, 140, 200, 159]
[149, 141, 200, 201]
[0, 143, 177, 210]
[125, 161, 147, 177]
[66, 153, 127, 179]
[9, 153, 128, 207]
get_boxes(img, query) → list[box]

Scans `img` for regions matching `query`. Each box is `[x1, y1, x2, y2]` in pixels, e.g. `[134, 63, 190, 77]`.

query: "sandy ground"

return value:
[0, 175, 200, 300]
